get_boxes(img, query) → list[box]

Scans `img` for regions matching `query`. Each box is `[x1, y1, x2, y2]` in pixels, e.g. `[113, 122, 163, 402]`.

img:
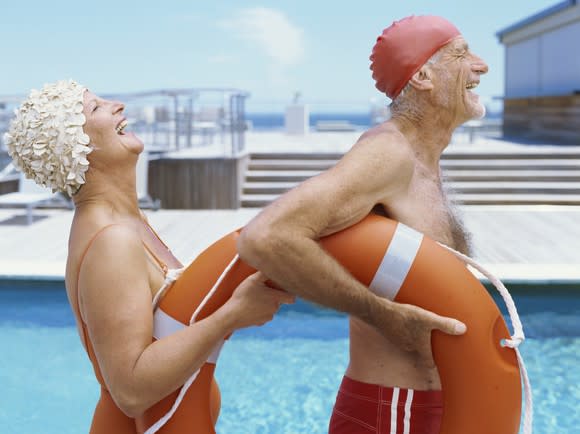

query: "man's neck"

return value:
[390, 109, 461, 171]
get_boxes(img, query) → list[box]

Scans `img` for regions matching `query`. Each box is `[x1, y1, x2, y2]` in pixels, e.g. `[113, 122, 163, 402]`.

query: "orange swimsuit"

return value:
[72, 223, 220, 433]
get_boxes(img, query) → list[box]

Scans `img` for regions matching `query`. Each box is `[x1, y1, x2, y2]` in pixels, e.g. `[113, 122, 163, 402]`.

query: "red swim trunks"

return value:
[329, 376, 443, 434]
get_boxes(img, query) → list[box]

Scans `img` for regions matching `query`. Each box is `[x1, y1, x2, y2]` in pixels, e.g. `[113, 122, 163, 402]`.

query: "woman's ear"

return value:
[408, 65, 434, 91]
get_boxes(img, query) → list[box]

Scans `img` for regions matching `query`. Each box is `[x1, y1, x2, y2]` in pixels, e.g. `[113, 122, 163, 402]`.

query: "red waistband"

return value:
[338, 375, 443, 407]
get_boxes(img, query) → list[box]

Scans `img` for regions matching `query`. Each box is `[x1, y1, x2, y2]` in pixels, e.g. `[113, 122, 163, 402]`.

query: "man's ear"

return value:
[408, 65, 434, 91]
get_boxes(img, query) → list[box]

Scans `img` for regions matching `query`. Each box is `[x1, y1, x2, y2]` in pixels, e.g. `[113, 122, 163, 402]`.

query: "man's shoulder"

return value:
[327, 122, 414, 191]
[354, 122, 408, 153]
[344, 122, 412, 167]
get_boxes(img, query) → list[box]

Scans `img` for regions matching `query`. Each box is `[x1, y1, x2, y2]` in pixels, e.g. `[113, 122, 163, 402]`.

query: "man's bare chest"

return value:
[375, 184, 469, 252]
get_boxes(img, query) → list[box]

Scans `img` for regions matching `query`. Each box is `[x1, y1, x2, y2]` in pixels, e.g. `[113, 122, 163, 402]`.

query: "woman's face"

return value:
[82, 90, 143, 156]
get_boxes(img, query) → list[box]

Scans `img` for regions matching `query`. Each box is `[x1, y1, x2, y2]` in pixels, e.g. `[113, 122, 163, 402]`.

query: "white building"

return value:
[497, 0, 580, 143]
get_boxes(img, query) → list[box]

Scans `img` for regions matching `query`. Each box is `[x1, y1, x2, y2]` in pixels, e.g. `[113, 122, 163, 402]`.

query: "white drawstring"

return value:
[438, 243, 533, 434]
[145, 254, 240, 434]
[152, 268, 185, 310]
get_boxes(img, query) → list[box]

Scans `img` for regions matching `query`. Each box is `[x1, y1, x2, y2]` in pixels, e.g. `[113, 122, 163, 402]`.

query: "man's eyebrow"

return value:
[451, 42, 468, 55]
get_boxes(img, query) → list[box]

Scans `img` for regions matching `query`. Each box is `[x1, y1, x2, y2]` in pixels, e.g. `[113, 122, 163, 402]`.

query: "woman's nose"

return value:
[112, 101, 125, 114]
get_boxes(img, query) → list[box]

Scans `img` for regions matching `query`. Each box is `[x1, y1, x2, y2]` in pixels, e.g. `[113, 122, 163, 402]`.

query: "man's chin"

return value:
[468, 102, 486, 120]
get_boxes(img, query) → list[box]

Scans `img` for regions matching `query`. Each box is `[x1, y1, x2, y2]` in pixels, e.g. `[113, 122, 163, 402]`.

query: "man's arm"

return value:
[238, 136, 406, 322]
[238, 134, 466, 348]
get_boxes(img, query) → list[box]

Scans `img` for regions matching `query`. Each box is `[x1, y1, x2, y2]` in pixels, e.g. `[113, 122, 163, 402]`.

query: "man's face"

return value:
[430, 36, 489, 121]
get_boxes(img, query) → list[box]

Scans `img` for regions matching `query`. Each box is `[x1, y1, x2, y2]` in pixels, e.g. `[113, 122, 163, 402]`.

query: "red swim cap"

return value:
[370, 15, 460, 99]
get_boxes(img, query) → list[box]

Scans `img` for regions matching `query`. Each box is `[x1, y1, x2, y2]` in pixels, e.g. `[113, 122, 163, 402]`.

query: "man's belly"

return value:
[346, 317, 442, 390]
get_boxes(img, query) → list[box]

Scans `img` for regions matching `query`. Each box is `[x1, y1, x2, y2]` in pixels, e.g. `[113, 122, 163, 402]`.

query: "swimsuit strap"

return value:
[75, 222, 169, 321]
[140, 215, 173, 276]
[142, 241, 169, 275]
[141, 211, 172, 250]
[73, 222, 176, 391]
[76, 223, 124, 309]
[74, 223, 123, 358]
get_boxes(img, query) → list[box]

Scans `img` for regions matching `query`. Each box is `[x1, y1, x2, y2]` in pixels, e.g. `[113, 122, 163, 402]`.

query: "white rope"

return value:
[145, 254, 240, 434]
[438, 243, 533, 434]
[188, 254, 240, 325]
[516, 348, 534, 434]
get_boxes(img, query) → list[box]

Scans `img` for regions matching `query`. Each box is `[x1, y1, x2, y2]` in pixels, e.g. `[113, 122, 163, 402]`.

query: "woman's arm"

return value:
[78, 225, 292, 417]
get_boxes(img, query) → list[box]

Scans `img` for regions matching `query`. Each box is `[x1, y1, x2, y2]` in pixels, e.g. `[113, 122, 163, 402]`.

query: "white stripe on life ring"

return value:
[369, 223, 423, 301]
[153, 308, 186, 339]
[207, 339, 225, 364]
[153, 308, 225, 364]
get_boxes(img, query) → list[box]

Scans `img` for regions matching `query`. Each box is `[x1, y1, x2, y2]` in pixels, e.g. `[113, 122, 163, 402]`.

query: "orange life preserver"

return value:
[138, 214, 526, 434]
[135, 230, 244, 434]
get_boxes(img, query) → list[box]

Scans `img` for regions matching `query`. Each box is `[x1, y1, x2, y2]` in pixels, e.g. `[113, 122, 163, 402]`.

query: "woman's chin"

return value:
[119, 132, 144, 153]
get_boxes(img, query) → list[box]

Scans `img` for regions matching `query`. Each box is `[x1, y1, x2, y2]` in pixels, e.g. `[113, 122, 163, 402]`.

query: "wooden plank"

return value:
[504, 95, 580, 143]
[0, 207, 579, 280]
[148, 155, 249, 209]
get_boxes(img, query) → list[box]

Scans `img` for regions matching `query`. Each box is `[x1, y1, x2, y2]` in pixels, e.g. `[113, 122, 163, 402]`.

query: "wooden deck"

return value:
[504, 94, 580, 144]
[0, 206, 579, 284]
[241, 148, 580, 207]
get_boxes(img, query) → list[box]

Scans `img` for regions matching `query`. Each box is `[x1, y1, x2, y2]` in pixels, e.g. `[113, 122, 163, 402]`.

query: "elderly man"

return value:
[238, 15, 488, 433]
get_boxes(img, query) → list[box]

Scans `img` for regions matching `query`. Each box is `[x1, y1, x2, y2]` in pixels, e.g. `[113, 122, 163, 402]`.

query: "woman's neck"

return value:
[72, 168, 141, 218]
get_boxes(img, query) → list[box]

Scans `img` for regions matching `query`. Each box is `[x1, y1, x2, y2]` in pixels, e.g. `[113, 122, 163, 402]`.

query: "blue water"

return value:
[245, 111, 504, 131]
[0, 283, 578, 434]
[246, 113, 373, 131]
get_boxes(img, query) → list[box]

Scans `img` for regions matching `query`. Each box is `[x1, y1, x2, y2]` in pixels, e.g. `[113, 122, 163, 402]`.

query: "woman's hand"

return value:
[224, 272, 295, 331]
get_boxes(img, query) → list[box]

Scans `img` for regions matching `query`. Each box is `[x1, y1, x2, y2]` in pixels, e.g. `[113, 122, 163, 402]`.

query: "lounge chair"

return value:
[0, 164, 72, 224]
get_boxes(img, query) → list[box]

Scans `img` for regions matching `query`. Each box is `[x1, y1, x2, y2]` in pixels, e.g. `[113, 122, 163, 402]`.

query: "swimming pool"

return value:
[1, 281, 579, 434]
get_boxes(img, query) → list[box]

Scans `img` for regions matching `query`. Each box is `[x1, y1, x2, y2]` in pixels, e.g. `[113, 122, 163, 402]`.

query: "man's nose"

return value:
[471, 54, 488, 75]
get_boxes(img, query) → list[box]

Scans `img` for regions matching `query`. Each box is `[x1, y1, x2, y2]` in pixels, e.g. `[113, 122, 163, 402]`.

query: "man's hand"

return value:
[376, 300, 467, 369]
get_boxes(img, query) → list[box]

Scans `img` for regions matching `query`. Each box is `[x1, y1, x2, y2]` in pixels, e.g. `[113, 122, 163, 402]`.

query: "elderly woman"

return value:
[5, 80, 294, 433]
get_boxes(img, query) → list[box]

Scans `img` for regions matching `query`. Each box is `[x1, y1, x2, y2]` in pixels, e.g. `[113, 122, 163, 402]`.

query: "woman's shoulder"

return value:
[66, 211, 141, 280]
[71, 210, 136, 247]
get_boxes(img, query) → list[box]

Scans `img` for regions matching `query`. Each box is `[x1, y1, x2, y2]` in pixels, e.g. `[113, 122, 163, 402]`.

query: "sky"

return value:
[0, 0, 560, 113]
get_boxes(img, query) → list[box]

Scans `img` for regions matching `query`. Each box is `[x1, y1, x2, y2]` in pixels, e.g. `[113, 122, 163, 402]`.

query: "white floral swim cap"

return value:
[3, 79, 92, 195]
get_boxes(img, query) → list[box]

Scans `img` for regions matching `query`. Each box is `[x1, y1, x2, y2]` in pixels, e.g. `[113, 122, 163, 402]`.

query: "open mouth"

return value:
[116, 119, 128, 135]
[466, 82, 479, 91]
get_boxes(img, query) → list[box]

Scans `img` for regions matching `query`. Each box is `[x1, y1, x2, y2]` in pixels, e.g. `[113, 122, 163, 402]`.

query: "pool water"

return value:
[0, 283, 579, 434]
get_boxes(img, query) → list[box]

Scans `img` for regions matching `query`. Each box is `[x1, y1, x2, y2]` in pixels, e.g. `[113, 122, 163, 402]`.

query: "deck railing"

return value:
[0, 87, 250, 171]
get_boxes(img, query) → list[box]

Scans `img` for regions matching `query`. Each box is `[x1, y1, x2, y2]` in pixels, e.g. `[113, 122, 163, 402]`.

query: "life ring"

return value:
[138, 213, 525, 434]
[319, 214, 524, 434]
[135, 230, 246, 434]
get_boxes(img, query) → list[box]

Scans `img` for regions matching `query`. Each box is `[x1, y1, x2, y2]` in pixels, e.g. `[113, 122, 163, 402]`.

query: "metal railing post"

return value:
[173, 94, 179, 150]
[1, 87, 249, 157]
